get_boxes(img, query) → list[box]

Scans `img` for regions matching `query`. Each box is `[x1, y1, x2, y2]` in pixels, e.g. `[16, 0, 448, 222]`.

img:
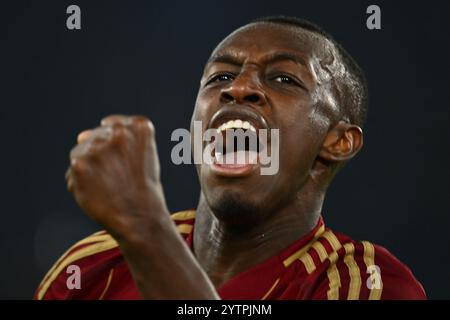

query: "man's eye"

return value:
[207, 73, 235, 85]
[273, 75, 296, 85]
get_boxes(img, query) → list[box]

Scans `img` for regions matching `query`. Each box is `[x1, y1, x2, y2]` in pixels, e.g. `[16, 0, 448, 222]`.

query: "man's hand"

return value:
[65, 115, 218, 299]
[66, 115, 170, 241]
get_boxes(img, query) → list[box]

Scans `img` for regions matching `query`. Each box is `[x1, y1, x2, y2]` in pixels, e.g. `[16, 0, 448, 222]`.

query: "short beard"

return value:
[207, 190, 270, 230]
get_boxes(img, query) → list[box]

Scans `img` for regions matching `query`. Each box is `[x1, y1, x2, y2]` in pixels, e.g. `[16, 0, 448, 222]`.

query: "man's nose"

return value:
[220, 70, 266, 106]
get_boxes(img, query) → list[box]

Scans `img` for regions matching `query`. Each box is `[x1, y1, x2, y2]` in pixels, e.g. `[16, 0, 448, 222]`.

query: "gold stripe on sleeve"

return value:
[326, 251, 341, 300]
[321, 231, 343, 300]
[343, 243, 361, 300]
[261, 278, 281, 300]
[283, 225, 325, 267]
[171, 210, 196, 221]
[322, 231, 342, 251]
[176, 224, 193, 234]
[311, 241, 328, 262]
[99, 269, 114, 300]
[299, 253, 316, 274]
[362, 241, 383, 300]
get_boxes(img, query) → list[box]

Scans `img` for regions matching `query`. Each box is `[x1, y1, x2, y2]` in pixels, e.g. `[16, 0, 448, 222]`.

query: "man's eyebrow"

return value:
[263, 52, 308, 68]
[207, 54, 243, 67]
[206, 52, 309, 69]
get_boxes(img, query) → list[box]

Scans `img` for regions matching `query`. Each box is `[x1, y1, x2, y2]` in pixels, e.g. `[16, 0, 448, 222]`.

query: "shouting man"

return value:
[35, 16, 426, 300]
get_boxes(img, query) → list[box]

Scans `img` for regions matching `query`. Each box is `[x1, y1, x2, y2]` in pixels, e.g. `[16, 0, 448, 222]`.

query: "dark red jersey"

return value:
[34, 210, 426, 300]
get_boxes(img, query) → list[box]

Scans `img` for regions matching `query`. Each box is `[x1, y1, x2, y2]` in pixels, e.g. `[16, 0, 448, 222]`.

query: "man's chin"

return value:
[206, 190, 264, 227]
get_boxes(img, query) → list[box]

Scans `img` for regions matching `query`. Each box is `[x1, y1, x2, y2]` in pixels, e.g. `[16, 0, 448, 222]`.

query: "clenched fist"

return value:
[66, 115, 170, 241]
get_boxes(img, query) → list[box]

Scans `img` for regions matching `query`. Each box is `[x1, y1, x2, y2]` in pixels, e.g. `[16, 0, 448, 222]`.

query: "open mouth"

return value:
[206, 106, 270, 177]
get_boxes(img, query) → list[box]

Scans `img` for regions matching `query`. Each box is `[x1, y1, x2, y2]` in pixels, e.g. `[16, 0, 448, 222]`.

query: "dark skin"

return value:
[66, 22, 363, 299]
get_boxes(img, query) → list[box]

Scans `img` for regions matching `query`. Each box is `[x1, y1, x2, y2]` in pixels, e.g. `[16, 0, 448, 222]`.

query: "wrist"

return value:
[115, 211, 176, 252]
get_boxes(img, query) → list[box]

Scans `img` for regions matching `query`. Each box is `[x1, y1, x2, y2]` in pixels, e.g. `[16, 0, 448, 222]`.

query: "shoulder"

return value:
[34, 210, 196, 300]
[286, 228, 426, 300]
[356, 240, 427, 300]
[34, 230, 121, 299]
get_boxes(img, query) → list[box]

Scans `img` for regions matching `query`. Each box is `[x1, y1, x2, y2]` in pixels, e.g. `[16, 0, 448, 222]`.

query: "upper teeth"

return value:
[216, 120, 256, 133]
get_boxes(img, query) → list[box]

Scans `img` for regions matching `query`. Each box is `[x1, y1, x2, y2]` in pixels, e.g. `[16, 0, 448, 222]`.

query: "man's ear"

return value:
[319, 121, 363, 162]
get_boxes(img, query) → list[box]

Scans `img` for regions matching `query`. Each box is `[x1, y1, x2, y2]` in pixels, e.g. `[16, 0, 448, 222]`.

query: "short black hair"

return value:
[252, 16, 368, 127]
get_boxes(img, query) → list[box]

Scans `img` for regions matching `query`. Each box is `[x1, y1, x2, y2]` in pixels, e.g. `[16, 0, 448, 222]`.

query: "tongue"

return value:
[215, 150, 258, 166]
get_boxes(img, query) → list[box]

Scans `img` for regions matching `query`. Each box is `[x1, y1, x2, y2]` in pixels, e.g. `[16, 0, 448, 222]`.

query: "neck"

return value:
[193, 182, 325, 288]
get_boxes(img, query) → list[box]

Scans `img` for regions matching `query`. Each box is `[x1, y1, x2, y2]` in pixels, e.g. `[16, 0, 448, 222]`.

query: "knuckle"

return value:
[100, 116, 113, 127]
[133, 117, 155, 136]
[111, 123, 129, 144]
[101, 114, 128, 127]
[130, 115, 148, 125]
[87, 142, 105, 159]
[70, 157, 87, 175]
[146, 120, 155, 134]
[130, 116, 155, 139]
[131, 116, 153, 131]
[77, 129, 92, 144]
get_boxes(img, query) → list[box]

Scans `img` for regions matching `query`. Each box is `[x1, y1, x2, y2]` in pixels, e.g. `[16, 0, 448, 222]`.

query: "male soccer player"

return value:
[35, 16, 426, 300]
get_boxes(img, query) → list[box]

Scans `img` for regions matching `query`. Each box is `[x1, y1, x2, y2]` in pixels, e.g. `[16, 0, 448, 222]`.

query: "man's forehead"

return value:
[211, 23, 324, 61]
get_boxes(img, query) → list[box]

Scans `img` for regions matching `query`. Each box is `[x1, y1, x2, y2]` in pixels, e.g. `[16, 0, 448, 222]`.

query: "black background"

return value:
[2, 0, 449, 299]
